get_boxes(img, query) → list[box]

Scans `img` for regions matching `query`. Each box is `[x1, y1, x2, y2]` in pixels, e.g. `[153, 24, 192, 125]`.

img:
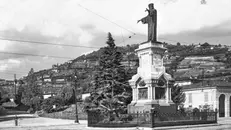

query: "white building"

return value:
[182, 80, 231, 117]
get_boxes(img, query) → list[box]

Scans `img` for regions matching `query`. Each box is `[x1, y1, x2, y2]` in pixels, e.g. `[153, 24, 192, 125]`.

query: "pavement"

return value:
[1, 114, 231, 130]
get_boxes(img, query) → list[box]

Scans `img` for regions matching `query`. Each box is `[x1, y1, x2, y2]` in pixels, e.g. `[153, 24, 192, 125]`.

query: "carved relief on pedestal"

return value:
[138, 88, 148, 100]
[152, 54, 162, 67]
[137, 78, 148, 100]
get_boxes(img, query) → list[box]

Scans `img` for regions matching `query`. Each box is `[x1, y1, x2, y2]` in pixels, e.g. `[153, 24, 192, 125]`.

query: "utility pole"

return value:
[14, 74, 17, 97]
[67, 61, 89, 124]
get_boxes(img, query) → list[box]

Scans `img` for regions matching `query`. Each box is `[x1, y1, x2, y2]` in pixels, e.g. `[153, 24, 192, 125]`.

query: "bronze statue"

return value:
[138, 3, 157, 42]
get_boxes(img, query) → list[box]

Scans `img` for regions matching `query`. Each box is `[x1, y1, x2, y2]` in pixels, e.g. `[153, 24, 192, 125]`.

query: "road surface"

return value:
[1, 114, 231, 130]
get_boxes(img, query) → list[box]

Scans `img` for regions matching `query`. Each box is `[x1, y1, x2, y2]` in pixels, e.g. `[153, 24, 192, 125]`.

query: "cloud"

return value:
[0, 59, 21, 71]
[159, 19, 231, 45]
[0, 27, 55, 60]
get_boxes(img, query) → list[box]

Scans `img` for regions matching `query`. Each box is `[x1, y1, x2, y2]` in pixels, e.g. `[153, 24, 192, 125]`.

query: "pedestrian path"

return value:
[0, 115, 87, 128]
[1, 116, 231, 130]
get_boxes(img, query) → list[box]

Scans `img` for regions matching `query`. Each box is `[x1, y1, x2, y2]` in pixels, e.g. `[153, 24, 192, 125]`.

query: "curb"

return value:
[139, 123, 220, 130]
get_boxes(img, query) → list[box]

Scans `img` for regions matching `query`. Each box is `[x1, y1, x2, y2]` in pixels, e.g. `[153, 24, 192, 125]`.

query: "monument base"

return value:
[128, 100, 176, 114]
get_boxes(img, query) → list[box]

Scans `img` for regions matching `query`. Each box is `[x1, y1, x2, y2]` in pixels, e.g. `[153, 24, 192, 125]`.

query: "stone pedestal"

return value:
[128, 41, 176, 114]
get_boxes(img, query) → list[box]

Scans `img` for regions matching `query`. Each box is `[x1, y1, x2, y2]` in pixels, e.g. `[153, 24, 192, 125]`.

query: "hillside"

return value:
[48, 42, 231, 91]
[2, 42, 231, 97]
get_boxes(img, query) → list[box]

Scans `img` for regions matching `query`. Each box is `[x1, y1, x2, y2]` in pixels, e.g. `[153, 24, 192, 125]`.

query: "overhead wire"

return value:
[0, 37, 99, 49]
[77, 3, 136, 36]
[0, 51, 74, 59]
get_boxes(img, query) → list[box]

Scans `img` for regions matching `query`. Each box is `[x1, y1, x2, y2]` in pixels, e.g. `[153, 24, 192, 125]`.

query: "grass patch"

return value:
[40, 103, 87, 120]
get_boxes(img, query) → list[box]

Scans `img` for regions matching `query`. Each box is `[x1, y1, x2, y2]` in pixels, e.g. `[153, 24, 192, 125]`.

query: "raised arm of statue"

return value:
[137, 16, 149, 24]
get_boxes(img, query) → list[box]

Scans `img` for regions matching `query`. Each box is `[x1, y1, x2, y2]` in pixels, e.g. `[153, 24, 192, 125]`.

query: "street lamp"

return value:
[14, 74, 17, 97]
[73, 73, 79, 123]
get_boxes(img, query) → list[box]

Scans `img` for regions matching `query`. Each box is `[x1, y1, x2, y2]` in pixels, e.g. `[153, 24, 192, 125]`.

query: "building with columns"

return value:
[128, 41, 175, 113]
[182, 80, 231, 117]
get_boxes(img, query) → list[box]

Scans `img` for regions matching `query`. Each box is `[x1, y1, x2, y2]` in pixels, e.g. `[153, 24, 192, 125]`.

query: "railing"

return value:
[87, 110, 217, 128]
[151, 111, 217, 127]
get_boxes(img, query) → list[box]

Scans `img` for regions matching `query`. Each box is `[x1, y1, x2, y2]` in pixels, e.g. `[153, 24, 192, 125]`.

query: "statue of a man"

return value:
[138, 3, 157, 42]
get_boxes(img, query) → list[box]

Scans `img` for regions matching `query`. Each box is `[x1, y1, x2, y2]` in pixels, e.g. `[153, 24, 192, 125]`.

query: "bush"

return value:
[41, 96, 65, 113]
[0, 96, 10, 105]
[31, 96, 43, 111]
[14, 94, 22, 105]
[58, 86, 75, 105]
[120, 114, 133, 122]
[0, 106, 7, 116]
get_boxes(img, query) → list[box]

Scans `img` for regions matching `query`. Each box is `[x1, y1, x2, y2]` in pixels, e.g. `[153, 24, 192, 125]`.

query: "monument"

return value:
[128, 3, 175, 113]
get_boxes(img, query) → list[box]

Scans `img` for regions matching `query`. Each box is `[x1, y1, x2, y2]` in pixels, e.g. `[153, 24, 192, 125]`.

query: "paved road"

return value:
[1, 114, 231, 130]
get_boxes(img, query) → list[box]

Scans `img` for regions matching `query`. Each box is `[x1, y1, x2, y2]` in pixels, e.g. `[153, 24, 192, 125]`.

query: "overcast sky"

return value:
[0, 0, 231, 80]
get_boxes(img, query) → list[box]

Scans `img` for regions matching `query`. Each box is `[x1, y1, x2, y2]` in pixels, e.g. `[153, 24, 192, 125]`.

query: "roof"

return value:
[182, 80, 231, 91]
[163, 73, 174, 81]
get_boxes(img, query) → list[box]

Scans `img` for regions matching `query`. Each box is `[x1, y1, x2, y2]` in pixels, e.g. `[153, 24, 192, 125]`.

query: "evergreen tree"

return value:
[21, 68, 43, 110]
[84, 32, 132, 121]
[171, 84, 185, 109]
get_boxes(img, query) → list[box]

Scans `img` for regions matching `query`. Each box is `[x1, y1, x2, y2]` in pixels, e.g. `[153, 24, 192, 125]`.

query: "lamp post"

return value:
[14, 74, 17, 97]
[74, 71, 79, 123]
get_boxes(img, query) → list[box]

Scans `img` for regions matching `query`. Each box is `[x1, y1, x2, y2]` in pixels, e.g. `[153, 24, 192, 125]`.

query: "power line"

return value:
[0, 72, 25, 75]
[0, 71, 26, 74]
[0, 51, 74, 59]
[0, 37, 99, 49]
[1, 70, 28, 74]
[77, 3, 136, 35]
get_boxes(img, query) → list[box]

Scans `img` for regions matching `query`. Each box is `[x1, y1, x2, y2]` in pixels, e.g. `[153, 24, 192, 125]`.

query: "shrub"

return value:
[0, 106, 7, 116]
[31, 96, 43, 111]
[0, 96, 10, 105]
[120, 114, 133, 122]
[58, 86, 75, 105]
[41, 96, 65, 113]
[14, 94, 22, 105]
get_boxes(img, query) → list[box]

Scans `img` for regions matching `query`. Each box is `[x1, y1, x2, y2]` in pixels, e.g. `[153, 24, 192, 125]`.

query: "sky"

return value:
[0, 0, 231, 80]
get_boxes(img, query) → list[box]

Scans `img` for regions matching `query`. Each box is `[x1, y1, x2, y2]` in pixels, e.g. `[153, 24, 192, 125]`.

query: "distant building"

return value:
[175, 80, 191, 86]
[182, 80, 231, 117]
[0, 80, 15, 98]
[82, 93, 90, 100]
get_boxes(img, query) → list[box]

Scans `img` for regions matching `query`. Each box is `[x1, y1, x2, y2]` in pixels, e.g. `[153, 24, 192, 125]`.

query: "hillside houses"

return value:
[0, 79, 15, 98]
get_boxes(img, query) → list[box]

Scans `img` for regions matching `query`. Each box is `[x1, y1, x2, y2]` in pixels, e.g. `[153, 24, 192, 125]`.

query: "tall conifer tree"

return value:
[84, 32, 131, 121]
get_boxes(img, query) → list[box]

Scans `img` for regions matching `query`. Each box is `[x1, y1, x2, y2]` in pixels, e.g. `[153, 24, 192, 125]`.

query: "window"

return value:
[188, 93, 192, 103]
[204, 92, 208, 102]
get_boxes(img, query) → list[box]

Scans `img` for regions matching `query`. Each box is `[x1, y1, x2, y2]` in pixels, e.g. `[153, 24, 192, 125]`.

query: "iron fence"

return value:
[87, 110, 217, 128]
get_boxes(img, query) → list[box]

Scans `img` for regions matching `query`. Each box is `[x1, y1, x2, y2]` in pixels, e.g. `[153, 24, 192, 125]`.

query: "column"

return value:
[132, 88, 136, 101]
[225, 94, 229, 117]
[136, 88, 138, 101]
[147, 86, 150, 100]
[153, 85, 156, 100]
[150, 85, 153, 100]
[165, 82, 169, 102]
[166, 87, 169, 102]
